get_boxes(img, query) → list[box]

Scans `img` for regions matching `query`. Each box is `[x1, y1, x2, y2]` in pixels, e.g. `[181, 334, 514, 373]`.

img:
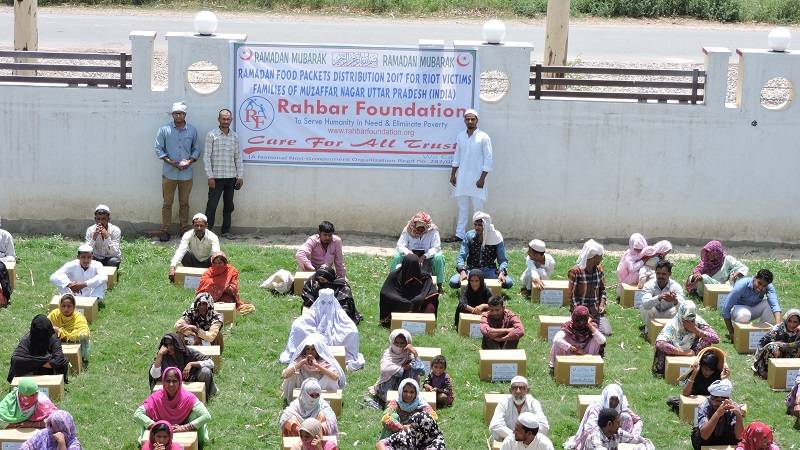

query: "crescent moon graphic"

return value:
[456, 53, 471, 67]
[240, 48, 253, 61]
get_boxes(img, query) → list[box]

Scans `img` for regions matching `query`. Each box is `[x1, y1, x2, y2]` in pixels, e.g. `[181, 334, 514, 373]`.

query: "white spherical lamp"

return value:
[194, 11, 218, 36]
[482, 19, 506, 45]
[768, 27, 791, 52]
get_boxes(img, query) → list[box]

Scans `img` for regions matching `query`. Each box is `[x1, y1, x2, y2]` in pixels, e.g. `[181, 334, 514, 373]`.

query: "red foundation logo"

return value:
[239, 47, 253, 61]
[456, 53, 472, 68]
[239, 96, 275, 131]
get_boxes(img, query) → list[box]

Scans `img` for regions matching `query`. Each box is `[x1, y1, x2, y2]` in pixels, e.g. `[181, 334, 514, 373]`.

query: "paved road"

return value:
[0, 8, 789, 62]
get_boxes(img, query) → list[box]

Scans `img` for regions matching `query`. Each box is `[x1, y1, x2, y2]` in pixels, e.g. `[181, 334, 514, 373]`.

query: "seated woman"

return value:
[7, 315, 69, 383]
[686, 240, 748, 297]
[550, 306, 606, 369]
[0, 377, 57, 429]
[379, 254, 439, 327]
[135, 367, 211, 447]
[370, 329, 426, 405]
[377, 412, 445, 450]
[196, 251, 254, 314]
[280, 379, 338, 438]
[175, 292, 224, 351]
[148, 333, 217, 399]
[667, 347, 729, 413]
[301, 265, 362, 324]
[735, 421, 779, 450]
[653, 301, 720, 376]
[390, 211, 446, 293]
[291, 418, 339, 450]
[47, 293, 91, 366]
[616, 233, 648, 295]
[786, 374, 800, 418]
[141, 420, 183, 450]
[752, 309, 800, 378]
[565, 383, 642, 450]
[638, 240, 673, 288]
[280, 288, 365, 371]
[20, 410, 81, 450]
[281, 334, 345, 403]
[380, 379, 437, 439]
[453, 269, 492, 328]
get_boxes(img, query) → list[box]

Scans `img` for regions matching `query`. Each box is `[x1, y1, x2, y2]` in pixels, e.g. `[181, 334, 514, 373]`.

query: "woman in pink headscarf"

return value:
[686, 240, 749, 296]
[616, 233, 648, 294]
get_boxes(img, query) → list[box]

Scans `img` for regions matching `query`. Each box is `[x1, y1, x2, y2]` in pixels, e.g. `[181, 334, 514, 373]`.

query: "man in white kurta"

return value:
[639, 259, 684, 329]
[520, 239, 556, 296]
[50, 244, 108, 299]
[500, 412, 555, 450]
[448, 109, 493, 241]
[84, 204, 122, 267]
[490, 376, 550, 442]
[0, 216, 15, 263]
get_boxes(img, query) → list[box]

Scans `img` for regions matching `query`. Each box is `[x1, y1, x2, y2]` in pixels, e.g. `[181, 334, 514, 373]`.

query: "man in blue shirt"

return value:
[721, 269, 781, 341]
[154, 101, 200, 242]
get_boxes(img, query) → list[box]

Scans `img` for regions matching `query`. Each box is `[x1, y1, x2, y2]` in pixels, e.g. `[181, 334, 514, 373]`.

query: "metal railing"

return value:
[0, 51, 132, 88]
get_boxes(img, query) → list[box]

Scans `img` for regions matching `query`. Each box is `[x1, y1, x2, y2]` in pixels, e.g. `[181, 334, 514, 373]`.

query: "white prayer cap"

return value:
[171, 101, 187, 113]
[517, 412, 539, 429]
[510, 376, 528, 386]
[77, 244, 93, 253]
[708, 379, 733, 398]
[528, 239, 546, 253]
[464, 108, 479, 118]
[94, 204, 110, 214]
[192, 213, 208, 223]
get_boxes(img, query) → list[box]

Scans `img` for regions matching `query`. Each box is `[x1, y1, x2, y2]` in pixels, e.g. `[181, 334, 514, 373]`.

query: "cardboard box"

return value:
[538, 315, 569, 343]
[461, 278, 502, 296]
[679, 394, 705, 424]
[387, 390, 437, 410]
[173, 267, 207, 289]
[330, 345, 346, 369]
[703, 284, 732, 309]
[733, 321, 771, 354]
[554, 355, 604, 386]
[484, 392, 507, 425]
[647, 318, 670, 344]
[6, 260, 16, 290]
[767, 357, 800, 390]
[532, 279, 569, 306]
[620, 283, 644, 309]
[283, 436, 337, 450]
[416, 347, 442, 373]
[293, 271, 314, 295]
[0, 428, 38, 449]
[665, 356, 695, 385]
[215, 302, 236, 325]
[11, 375, 64, 402]
[102, 266, 117, 290]
[479, 349, 527, 382]
[577, 394, 601, 419]
[62, 343, 82, 375]
[49, 295, 98, 324]
[154, 381, 207, 403]
[188, 345, 221, 372]
[142, 430, 198, 450]
[292, 389, 342, 416]
[458, 313, 483, 339]
[390, 312, 436, 336]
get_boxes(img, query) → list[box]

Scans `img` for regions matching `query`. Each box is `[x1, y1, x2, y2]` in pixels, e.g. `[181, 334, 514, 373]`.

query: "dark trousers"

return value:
[482, 336, 519, 350]
[93, 255, 121, 268]
[205, 178, 236, 233]
[182, 252, 211, 268]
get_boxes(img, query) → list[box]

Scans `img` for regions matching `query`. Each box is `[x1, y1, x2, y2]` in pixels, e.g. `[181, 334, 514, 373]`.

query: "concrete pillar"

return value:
[702, 47, 731, 111]
[13, 0, 38, 76]
[454, 40, 534, 107]
[129, 31, 156, 92]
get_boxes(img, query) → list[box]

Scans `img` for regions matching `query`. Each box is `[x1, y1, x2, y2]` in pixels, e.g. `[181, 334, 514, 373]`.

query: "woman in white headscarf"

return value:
[616, 233, 648, 291]
[280, 288, 365, 370]
[280, 378, 338, 438]
[448, 211, 512, 290]
[369, 329, 426, 404]
[281, 333, 346, 402]
[568, 239, 611, 336]
[564, 383, 642, 450]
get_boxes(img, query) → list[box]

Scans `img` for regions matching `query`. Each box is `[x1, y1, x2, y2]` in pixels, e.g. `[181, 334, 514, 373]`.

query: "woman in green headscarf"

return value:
[0, 377, 58, 429]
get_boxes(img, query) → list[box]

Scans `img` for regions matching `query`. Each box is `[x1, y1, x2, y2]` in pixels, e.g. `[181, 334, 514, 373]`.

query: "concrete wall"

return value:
[1, 32, 798, 243]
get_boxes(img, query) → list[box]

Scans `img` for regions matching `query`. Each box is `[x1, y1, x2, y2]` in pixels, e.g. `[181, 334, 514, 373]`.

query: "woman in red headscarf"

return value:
[736, 421, 779, 450]
[196, 252, 254, 314]
[390, 211, 445, 292]
[686, 240, 749, 296]
[549, 306, 607, 368]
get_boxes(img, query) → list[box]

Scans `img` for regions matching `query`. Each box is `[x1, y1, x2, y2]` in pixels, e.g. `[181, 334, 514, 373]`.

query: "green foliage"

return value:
[510, 0, 547, 18]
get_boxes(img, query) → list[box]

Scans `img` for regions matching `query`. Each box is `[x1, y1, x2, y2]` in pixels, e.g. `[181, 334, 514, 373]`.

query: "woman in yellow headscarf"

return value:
[47, 294, 90, 365]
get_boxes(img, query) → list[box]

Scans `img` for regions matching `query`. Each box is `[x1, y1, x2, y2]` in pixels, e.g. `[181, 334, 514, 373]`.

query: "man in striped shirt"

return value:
[203, 109, 243, 238]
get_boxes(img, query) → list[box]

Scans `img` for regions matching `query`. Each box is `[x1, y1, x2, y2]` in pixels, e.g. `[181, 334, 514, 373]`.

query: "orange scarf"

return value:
[196, 264, 242, 309]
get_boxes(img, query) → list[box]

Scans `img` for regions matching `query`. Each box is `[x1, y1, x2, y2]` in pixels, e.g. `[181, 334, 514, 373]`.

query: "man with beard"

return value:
[490, 376, 550, 443]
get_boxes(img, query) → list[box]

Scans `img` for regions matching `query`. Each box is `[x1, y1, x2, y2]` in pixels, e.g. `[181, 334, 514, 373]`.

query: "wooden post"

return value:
[544, 0, 570, 89]
[13, 0, 38, 76]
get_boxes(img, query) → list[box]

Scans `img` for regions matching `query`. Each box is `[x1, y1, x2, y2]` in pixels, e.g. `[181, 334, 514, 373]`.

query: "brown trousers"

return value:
[161, 177, 193, 232]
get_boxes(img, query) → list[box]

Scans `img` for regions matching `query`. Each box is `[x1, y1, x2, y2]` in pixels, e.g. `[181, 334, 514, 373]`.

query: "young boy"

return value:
[423, 355, 454, 408]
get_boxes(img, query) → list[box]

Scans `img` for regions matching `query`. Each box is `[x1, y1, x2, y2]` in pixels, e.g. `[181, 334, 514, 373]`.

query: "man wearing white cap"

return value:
[155, 101, 200, 242]
[500, 411, 554, 450]
[84, 204, 122, 268]
[50, 244, 108, 300]
[490, 376, 550, 443]
[691, 379, 743, 449]
[168, 213, 220, 282]
[0, 216, 15, 264]
[520, 239, 555, 297]
[446, 109, 493, 242]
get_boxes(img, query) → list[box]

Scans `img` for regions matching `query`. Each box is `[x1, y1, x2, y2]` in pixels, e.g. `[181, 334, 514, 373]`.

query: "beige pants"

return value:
[161, 177, 193, 232]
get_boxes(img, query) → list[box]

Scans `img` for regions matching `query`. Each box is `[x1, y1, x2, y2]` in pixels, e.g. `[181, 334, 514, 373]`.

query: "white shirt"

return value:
[85, 223, 122, 259]
[0, 229, 15, 263]
[524, 254, 555, 282]
[49, 259, 108, 296]
[170, 230, 221, 267]
[500, 434, 554, 450]
[452, 128, 493, 200]
[396, 229, 441, 259]
[490, 395, 550, 442]
[640, 278, 685, 313]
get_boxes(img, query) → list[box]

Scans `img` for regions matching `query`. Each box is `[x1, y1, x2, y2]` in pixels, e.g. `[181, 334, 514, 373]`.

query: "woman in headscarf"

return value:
[300, 264, 362, 324]
[290, 417, 339, 450]
[281, 334, 346, 402]
[20, 410, 81, 450]
[569, 239, 611, 336]
[370, 329, 426, 404]
[653, 300, 720, 375]
[0, 377, 57, 429]
[377, 411, 446, 450]
[550, 305, 606, 368]
[280, 378, 338, 438]
[380, 378, 438, 439]
[453, 268, 492, 327]
[391, 211, 445, 292]
[616, 233, 648, 293]
[141, 421, 183, 450]
[735, 422, 779, 450]
[636, 240, 673, 288]
[175, 292, 224, 351]
[134, 367, 211, 446]
[379, 254, 439, 326]
[686, 240, 749, 296]
[148, 333, 217, 399]
[47, 293, 91, 365]
[786, 374, 800, 417]
[7, 315, 69, 383]
[667, 347, 730, 413]
[564, 383, 642, 450]
[280, 288, 365, 371]
[196, 251, 255, 314]
[752, 309, 800, 378]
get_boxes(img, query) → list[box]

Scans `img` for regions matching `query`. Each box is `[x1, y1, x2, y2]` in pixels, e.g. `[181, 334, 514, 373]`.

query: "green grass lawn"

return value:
[2, 235, 799, 449]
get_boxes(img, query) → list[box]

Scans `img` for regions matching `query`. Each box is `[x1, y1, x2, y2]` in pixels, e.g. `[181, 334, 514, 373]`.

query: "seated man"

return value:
[168, 213, 220, 282]
[500, 412, 554, 450]
[569, 239, 611, 336]
[722, 269, 781, 342]
[391, 211, 445, 291]
[448, 211, 512, 289]
[0, 216, 15, 263]
[49, 244, 108, 300]
[519, 239, 555, 297]
[480, 296, 525, 350]
[490, 376, 550, 443]
[296, 220, 346, 279]
[639, 260, 684, 330]
[584, 408, 654, 450]
[691, 379, 743, 450]
[84, 204, 122, 268]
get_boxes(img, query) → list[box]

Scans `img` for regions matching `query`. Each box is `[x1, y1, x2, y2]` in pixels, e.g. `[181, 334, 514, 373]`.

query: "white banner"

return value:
[232, 43, 478, 168]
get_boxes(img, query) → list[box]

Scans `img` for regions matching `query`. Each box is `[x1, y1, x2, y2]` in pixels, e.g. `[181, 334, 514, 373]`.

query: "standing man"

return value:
[84, 204, 122, 268]
[155, 101, 200, 242]
[203, 109, 243, 238]
[447, 109, 492, 242]
[295, 221, 347, 279]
